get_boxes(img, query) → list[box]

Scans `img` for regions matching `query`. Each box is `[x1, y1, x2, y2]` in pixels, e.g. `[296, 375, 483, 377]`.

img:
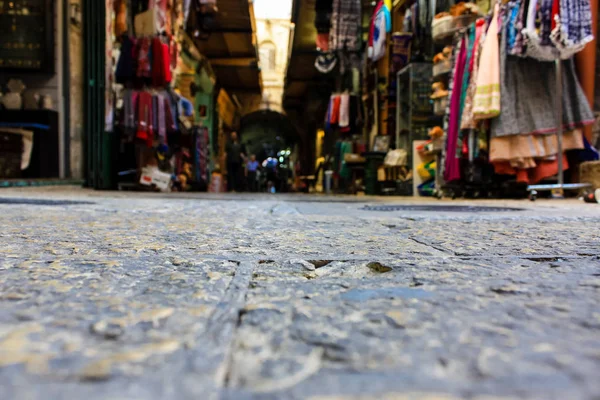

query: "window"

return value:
[259, 41, 276, 72]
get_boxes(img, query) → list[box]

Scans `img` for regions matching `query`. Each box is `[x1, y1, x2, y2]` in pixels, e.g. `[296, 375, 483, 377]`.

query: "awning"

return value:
[191, 0, 263, 97]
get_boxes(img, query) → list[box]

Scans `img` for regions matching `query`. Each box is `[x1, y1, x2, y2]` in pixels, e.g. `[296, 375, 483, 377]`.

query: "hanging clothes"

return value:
[461, 19, 487, 130]
[491, 37, 594, 138]
[369, 1, 391, 61]
[444, 37, 468, 182]
[116, 36, 135, 83]
[136, 37, 152, 78]
[552, 0, 594, 53]
[115, 0, 128, 37]
[330, 95, 341, 125]
[315, 0, 333, 33]
[136, 91, 155, 147]
[490, 129, 585, 166]
[329, 0, 362, 52]
[339, 93, 350, 129]
[472, 3, 501, 120]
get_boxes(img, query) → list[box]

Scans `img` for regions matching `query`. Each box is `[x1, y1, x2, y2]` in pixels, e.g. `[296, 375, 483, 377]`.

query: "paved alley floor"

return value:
[0, 188, 599, 400]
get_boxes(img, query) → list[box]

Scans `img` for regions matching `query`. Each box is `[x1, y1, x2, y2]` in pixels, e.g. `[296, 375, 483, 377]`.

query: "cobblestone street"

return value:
[1, 188, 600, 400]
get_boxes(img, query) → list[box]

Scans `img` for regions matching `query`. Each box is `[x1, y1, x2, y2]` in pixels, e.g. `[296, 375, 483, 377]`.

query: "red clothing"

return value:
[136, 91, 154, 147]
[137, 38, 152, 78]
[151, 37, 172, 87]
[551, 0, 559, 30]
[330, 95, 341, 124]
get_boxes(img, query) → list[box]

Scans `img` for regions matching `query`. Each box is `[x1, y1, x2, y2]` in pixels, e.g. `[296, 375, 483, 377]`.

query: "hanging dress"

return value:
[461, 19, 487, 129]
[472, 3, 501, 119]
[491, 19, 594, 138]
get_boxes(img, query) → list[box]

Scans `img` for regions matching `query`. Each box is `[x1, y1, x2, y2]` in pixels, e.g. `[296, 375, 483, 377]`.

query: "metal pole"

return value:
[555, 58, 564, 196]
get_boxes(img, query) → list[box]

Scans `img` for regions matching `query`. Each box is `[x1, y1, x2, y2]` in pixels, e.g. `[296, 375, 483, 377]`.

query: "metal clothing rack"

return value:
[527, 59, 592, 201]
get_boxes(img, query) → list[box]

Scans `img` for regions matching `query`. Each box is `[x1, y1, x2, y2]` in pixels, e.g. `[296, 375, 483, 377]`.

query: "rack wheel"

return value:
[529, 190, 537, 202]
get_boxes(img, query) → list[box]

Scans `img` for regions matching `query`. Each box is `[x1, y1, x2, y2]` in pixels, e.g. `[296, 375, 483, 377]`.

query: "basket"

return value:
[580, 161, 600, 190]
[433, 96, 449, 115]
[452, 14, 479, 31]
[433, 59, 452, 77]
[432, 16, 453, 40]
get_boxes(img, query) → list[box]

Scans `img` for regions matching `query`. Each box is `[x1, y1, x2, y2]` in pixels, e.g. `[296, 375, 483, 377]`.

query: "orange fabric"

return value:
[490, 130, 584, 165]
[493, 155, 570, 184]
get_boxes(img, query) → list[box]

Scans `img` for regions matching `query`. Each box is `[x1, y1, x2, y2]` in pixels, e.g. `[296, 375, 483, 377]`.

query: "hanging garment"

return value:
[164, 95, 176, 133]
[522, 0, 562, 61]
[136, 91, 155, 147]
[170, 37, 178, 71]
[151, 0, 169, 34]
[329, 0, 362, 52]
[490, 129, 584, 165]
[506, 2, 520, 52]
[491, 32, 594, 138]
[122, 90, 137, 131]
[461, 19, 486, 129]
[493, 155, 571, 184]
[163, 42, 172, 83]
[551, 0, 594, 58]
[330, 95, 341, 124]
[540, 0, 554, 45]
[339, 93, 350, 128]
[472, 3, 501, 120]
[444, 37, 468, 182]
[151, 37, 165, 86]
[510, 0, 527, 56]
[459, 25, 477, 127]
[115, 0, 128, 37]
[137, 38, 152, 78]
[369, 2, 388, 61]
[315, 0, 334, 33]
[116, 36, 135, 83]
[157, 93, 167, 143]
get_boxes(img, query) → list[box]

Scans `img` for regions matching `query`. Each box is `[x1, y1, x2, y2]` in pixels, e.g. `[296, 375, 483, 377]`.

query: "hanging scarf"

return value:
[473, 4, 501, 120]
[136, 91, 154, 147]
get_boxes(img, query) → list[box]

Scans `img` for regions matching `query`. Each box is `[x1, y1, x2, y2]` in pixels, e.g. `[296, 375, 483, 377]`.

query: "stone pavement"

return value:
[0, 188, 599, 400]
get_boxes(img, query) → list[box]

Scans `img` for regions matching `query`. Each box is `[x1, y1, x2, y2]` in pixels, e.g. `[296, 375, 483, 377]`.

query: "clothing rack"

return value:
[527, 59, 592, 201]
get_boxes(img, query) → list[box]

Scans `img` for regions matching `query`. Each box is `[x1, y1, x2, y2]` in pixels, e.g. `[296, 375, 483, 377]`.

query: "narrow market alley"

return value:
[1, 0, 600, 399]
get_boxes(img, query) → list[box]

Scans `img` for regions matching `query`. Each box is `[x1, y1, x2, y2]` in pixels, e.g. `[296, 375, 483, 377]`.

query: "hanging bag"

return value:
[472, 3, 501, 120]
